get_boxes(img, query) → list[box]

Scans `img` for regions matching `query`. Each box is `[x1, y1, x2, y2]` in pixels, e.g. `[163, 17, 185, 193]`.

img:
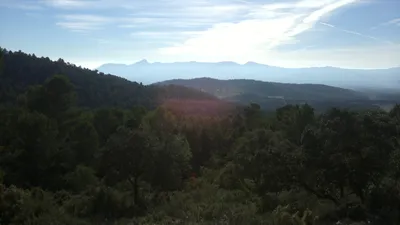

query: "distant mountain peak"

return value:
[135, 59, 149, 65]
[244, 61, 260, 65]
[217, 61, 239, 65]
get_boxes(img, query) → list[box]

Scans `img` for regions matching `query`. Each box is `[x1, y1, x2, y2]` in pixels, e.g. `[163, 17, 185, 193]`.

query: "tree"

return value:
[150, 133, 192, 191]
[26, 75, 75, 120]
[232, 128, 293, 194]
[300, 108, 397, 206]
[140, 107, 193, 190]
[93, 108, 126, 145]
[389, 104, 400, 121]
[101, 127, 155, 206]
[275, 104, 315, 145]
[67, 118, 99, 166]
[0, 47, 4, 77]
[0, 110, 61, 189]
[243, 103, 265, 130]
[64, 165, 99, 192]
[142, 107, 179, 136]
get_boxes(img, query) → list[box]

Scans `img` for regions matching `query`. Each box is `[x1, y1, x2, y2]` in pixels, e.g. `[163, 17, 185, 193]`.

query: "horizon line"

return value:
[99, 59, 400, 71]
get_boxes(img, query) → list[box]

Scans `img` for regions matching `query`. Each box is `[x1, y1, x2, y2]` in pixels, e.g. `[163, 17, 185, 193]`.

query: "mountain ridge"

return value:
[155, 77, 400, 111]
[102, 60, 399, 70]
[98, 61, 400, 89]
[155, 77, 367, 100]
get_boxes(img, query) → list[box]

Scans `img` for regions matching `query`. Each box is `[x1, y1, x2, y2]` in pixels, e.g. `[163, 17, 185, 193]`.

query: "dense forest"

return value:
[1, 48, 400, 225]
[0, 48, 222, 110]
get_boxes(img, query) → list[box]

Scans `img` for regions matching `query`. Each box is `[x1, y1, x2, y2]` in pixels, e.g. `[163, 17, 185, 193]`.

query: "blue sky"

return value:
[0, 0, 399, 69]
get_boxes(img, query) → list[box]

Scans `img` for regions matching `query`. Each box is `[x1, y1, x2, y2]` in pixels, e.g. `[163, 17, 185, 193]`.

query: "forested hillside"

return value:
[1, 49, 400, 225]
[158, 78, 398, 111]
[0, 48, 220, 110]
[157, 77, 367, 101]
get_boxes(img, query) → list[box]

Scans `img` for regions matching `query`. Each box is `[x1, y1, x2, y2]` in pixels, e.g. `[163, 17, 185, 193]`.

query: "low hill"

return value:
[0, 49, 226, 115]
[156, 78, 398, 111]
[156, 77, 368, 101]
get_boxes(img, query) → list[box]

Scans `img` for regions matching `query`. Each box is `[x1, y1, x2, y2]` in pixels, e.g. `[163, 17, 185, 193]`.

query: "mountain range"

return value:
[98, 60, 400, 90]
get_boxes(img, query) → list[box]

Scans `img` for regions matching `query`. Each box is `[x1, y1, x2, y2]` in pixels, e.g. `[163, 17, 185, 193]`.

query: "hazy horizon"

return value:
[1, 0, 399, 70]
[99, 59, 400, 70]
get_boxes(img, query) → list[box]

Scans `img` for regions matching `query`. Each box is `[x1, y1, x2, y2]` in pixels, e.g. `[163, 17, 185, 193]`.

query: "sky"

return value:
[0, 0, 399, 69]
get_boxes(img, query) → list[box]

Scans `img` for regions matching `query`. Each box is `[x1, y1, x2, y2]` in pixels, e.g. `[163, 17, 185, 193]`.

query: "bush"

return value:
[64, 165, 99, 192]
[0, 184, 87, 225]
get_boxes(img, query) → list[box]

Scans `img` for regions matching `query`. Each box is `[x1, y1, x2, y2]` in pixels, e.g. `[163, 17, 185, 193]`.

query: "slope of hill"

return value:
[156, 78, 368, 101]
[0, 49, 229, 115]
[98, 60, 400, 89]
[156, 78, 399, 111]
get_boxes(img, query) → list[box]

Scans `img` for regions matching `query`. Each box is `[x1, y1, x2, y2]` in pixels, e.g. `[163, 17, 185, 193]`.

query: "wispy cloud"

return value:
[320, 22, 393, 44]
[131, 31, 202, 40]
[45, 0, 387, 65]
[0, 0, 44, 10]
[53, 0, 250, 34]
[49, 0, 360, 42]
[286, 0, 358, 36]
[159, 0, 360, 58]
[370, 17, 400, 30]
[384, 18, 400, 26]
[41, 0, 92, 8]
[56, 14, 113, 32]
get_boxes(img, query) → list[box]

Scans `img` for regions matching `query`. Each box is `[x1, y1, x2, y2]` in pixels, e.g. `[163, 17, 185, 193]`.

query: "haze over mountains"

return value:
[98, 60, 400, 90]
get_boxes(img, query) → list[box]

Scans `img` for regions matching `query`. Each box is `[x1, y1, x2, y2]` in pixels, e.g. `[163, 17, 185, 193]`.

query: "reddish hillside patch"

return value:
[161, 98, 235, 118]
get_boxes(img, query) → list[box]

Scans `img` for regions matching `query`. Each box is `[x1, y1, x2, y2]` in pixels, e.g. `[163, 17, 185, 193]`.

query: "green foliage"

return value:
[0, 110, 60, 189]
[0, 47, 4, 77]
[150, 134, 192, 191]
[137, 177, 268, 225]
[25, 75, 75, 119]
[300, 108, 397, 207]
[0, 185, 87, 225]
[101, 127, 155, 206]
[275, 104, 315, 145]
[271, 205, 318, 225]
[64, 166, 99, 192]
[233, 128, 293, 194]
[67, 119, 99, 166]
